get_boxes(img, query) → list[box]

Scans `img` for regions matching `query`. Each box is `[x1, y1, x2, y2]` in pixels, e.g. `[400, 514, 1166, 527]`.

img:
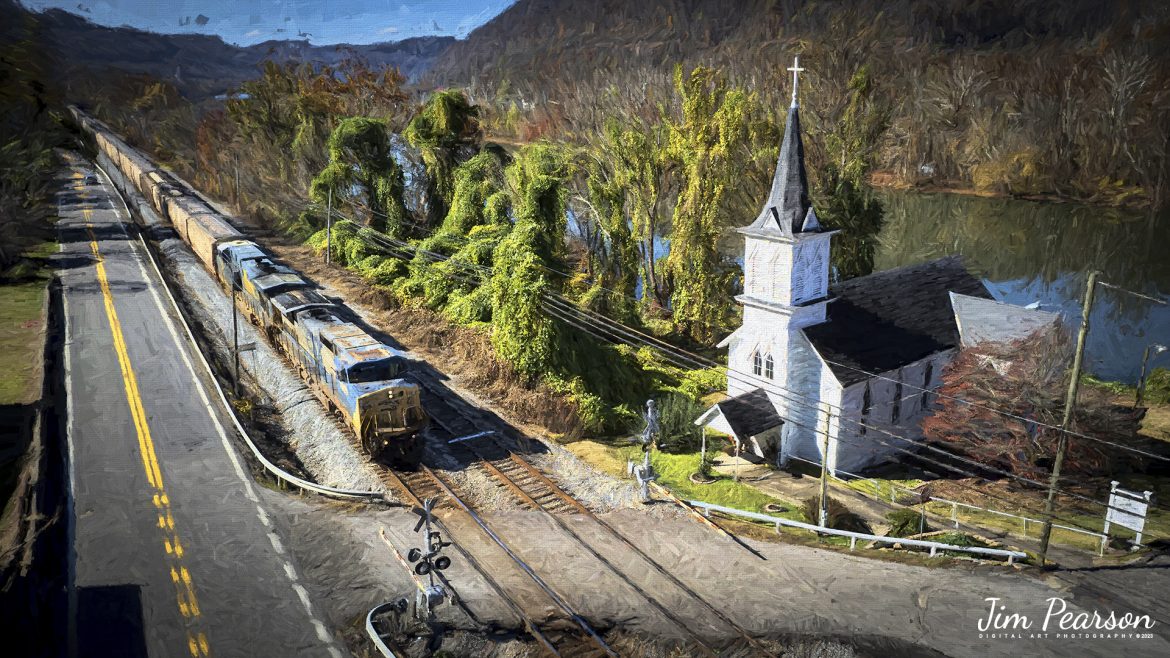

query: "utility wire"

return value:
[329, 209, 1160, 522]
[339, 196, 1170, 465]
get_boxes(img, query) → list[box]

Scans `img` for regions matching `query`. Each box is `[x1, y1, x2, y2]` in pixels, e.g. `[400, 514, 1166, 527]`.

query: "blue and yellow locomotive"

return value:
[71, 106, 427, 468]
[215, 239, 427, 467]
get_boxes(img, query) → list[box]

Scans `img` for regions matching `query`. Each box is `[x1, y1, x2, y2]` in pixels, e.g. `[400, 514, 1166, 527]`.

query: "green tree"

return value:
[580, 151, 640, 322]
[662, 66, 748, 343]
[815, 66, 890, 280]
[490, 221, 557, 382]
[587, 116, 673, 311]
[309, 117, 407, 236]
[403, 90, 481, 224]
[822, 65, 890, 187]
[406, 150, 510, 313]
[817, 166, 885, 280]
[488, 143, 571, 381]
[438, 149, 508, 238]
[504, 142, 570, 273]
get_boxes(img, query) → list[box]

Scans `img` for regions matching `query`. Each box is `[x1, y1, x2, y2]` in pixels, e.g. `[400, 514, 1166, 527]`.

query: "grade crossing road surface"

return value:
[58, 154, 343, 658]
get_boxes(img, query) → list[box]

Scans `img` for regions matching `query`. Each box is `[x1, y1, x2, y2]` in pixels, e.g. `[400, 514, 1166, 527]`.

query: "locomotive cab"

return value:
[354, 376, 427, 466]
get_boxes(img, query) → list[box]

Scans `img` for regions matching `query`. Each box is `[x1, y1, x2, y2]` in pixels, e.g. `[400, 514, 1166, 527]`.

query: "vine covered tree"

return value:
[403, 89, 482, 224]
[662, 66, 748, 343]
[504, 142, 570, 273]
[489, 143, 571, 380]
[309, 117, 407, 236]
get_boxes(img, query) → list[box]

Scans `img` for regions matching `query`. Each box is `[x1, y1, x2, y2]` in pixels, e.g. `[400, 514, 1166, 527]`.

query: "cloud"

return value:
[244, 29, 262, 37]
[379, 26, 400, 34]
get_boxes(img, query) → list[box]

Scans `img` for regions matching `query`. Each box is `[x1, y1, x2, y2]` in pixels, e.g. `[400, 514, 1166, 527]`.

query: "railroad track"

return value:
[379, 462, 615, 658]
[406, 372, 770, 657]
[217, 231, 765, 655]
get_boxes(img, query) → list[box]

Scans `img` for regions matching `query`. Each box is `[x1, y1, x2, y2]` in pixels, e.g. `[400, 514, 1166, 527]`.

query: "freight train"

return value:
[70, 106, 427, 467]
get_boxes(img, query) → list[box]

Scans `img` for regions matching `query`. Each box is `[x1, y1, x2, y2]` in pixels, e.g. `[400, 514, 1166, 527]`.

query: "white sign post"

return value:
[1103, 480, 1154, 549]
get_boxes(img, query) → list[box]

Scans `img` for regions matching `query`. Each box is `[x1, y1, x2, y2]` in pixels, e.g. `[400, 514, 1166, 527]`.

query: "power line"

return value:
[330, 210, 1161, 523]
[538, 293, 1166, 520]
[342, 196, 1170, 465]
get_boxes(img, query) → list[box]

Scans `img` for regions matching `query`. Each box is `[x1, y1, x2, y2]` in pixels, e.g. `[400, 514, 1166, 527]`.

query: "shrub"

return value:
[886, 508, 932, 537]
[364, 259, 407, 286]
[655, 393, 706, 453]
[442, 287, 491, 325]
[802, 496, 873, 534]
[1145, 368, 1170, 405]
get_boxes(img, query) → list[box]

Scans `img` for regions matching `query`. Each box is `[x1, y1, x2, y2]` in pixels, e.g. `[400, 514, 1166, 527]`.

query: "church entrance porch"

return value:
[694, 388, 785, 464]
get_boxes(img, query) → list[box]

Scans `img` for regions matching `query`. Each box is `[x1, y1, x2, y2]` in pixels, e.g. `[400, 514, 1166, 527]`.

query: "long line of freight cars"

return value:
[69, 106, 428, 467]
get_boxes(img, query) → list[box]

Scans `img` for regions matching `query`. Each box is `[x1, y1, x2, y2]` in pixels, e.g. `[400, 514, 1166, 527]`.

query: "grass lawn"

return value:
[0, 241, 55, 406]
[843, 476, 925, 503]
[565, 439, 805, 521]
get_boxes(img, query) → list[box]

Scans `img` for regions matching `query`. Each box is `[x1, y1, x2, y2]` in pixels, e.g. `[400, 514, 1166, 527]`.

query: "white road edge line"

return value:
[91, 160, 342, 654]
[60, 210, 78, 658]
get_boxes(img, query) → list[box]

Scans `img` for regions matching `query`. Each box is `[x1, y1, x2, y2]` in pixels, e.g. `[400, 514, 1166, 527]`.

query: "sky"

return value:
[23, 0, 514, 45]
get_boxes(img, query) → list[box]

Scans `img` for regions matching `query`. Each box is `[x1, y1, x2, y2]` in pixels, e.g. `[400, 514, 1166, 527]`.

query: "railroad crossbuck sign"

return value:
[1104, 480, 1154, 548]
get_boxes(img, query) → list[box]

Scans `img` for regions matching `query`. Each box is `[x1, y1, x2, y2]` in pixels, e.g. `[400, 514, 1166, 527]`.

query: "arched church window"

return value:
[752, 350, 762, 376]
[764, 354, 774, 380]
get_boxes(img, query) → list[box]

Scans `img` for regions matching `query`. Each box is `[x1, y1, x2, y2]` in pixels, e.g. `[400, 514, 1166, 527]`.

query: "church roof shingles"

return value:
[802, 256, 992, 387]
[715, 389, 783, 439]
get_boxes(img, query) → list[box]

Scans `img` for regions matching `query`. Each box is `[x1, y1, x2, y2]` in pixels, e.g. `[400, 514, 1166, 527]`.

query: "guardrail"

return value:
[365, 601, 404, 658]
[786, 455, 1108, 556]
[93, 158, 387, 504]
[687, 500, 1028, 564]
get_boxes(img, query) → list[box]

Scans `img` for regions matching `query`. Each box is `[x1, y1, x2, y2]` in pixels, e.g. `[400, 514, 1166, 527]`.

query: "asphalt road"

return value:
[57, 153, 344, 658]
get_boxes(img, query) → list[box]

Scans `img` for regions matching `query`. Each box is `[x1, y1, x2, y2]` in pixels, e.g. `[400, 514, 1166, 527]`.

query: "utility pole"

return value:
[819, 422, 831, 527]
[1038, 270, 1099, 566]
[699, 426, 707, 471]
[1136, 343, 1168, 408]
[325, 189, 333, 265]
[234, 154, 240, 206]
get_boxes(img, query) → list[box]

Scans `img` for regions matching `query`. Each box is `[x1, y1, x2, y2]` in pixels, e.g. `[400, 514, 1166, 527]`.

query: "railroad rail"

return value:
[379, 463, 614, 657]
[408, 373, 769, 656]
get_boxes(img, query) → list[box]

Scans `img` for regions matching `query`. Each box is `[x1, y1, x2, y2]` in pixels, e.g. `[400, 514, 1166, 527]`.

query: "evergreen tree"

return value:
[815, 66, 890, 280]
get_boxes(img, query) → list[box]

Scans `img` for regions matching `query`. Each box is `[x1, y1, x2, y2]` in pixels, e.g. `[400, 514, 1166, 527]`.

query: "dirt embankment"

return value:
[268, 242, 585, 440]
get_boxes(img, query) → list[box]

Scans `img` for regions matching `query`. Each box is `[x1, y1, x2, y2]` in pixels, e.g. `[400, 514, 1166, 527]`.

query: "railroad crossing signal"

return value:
[407, 497, 452, 577]
[404, 497, 452, 621]
[628, 399, 659, 503]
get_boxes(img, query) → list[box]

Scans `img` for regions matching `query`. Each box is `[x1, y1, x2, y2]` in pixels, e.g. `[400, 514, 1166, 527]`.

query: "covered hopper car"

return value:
[70, 105, 427, 467]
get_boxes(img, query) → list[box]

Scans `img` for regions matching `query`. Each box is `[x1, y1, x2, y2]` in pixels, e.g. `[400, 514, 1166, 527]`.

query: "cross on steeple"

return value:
[788, 55, 805, 108]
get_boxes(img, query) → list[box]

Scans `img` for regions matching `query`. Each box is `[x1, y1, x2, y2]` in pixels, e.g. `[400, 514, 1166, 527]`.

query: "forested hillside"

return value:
[29, 4, 453, 101]
[14, 0, 1170, 441]
[434, 0, 1170, 209]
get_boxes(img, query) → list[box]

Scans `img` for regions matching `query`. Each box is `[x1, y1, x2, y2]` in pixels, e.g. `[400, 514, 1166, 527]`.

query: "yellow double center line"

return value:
[77, 170, 211, 657]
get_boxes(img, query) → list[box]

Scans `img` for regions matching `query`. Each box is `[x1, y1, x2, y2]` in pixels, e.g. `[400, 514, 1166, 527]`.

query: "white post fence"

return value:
[785, 455, 1109, 556]
[688, 500, 1027, 564]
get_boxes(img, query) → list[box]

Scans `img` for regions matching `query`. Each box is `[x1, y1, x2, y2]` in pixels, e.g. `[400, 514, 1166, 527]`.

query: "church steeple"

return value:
[737, 55, 835, 312]
[742, 55, 821, 238]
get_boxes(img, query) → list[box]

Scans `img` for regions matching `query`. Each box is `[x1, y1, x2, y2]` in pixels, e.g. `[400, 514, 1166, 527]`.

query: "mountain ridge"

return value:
[22, 4, 455, 100]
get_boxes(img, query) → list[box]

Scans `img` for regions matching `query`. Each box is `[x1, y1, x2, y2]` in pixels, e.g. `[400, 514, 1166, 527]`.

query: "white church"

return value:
[695, 59, 1055, 474]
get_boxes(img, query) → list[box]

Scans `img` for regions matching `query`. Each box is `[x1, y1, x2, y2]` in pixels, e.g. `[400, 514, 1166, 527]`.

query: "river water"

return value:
[874, 191, 1170, 384]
